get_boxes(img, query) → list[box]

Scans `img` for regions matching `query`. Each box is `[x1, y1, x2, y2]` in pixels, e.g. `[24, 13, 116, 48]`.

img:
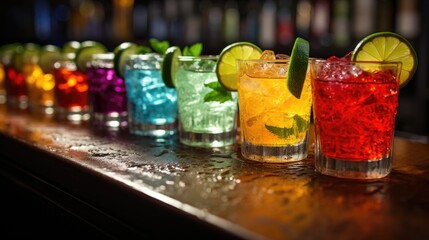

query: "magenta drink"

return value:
[87, 53, 127, 127]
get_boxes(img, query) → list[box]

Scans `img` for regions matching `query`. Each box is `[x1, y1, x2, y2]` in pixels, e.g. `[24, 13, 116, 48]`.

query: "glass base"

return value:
[0, 90, 6, 104]
[92, 112, 128, 128]
[55, 106, 90, 122]
[241, 137, 309, 163]
[129, 121, 177, 137]
[180, 129, 236, 148]
[7, 97, 28, 109]
[315, 153, 392, 179]
[29, 105, 55, 115]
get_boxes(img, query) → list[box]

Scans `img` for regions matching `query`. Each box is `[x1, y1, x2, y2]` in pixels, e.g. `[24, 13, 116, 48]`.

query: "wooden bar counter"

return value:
[0, 104, 428, 239]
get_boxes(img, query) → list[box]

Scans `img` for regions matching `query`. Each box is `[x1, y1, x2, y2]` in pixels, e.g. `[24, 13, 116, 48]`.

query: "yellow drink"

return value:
[25, 63, 55, 112]
[237, 59, 312, 163]
[0, 63, 5, 104]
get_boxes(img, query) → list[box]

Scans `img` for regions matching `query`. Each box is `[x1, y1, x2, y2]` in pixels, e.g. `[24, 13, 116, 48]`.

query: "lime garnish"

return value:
[113, 42, 149, 78]
[287, 37, 309, 99]
[13, 43, 41, 72]
[39, 45, 62, 73]
[351, 31, 417, 88]
[63, 41, 81, 54]
[161, 46, 181, 88]
[75, 41, 107, 73]
[216, 42, 262, 91]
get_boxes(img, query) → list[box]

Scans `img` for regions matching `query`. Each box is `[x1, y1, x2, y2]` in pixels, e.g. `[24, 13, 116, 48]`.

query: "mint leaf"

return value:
[149, 38, 170, 54]
[203, 81, 233, 103]
[293, 115, 308, 132]
[265, 115, 308, 139]
[183, 42, 203, 56]
[137, 46, 152, 54]
[265, 125, 295, 139]
[189, 43, 202, 56]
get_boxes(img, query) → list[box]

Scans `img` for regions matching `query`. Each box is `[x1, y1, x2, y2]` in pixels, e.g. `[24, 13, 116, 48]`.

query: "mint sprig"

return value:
[203, 81, 233, 103]
[265, 115, 308, 139]
[149, 38, 170, 55]
[183, 43, 203, 56]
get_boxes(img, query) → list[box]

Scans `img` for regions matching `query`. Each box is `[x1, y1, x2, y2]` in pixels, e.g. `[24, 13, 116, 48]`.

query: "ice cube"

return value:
[275, 54, 290, 59]
[260, 50, 276, 60]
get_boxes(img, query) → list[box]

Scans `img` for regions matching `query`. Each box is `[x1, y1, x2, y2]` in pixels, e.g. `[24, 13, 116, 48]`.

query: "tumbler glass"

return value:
[124, 53, 178, 137]
[237, 58, 312, 162]
[311, 59, 401, 179]
[87, 53, 128, 128]
[53, 53, 89, 121]
[25, 62, 56, 114]
[175, 56, 238, 148]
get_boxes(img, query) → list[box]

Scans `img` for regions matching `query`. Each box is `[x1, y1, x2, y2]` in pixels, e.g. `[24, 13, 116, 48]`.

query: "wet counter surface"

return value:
[1, 105, 429, 239]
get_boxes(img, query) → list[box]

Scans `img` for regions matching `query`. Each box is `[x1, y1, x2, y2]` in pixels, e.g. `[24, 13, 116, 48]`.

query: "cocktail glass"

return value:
[25, 62, 55, 114]
[87, 53, 127, 128]
[0, 63, 5, 104]
[53, 53, 89, 121]
[4, 61, 28, 109]
[310, 59, 401, 179]
[175, 56, 238, 148]
[124, 53, 177, 137]
[237, 57, 312, 162]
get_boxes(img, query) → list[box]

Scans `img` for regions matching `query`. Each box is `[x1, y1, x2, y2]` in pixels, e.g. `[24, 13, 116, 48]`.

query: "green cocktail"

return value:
[175, 56, 238, 147]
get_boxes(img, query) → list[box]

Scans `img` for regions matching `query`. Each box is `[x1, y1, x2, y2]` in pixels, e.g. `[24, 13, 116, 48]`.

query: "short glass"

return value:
[53, 53, 89, 121]
[310, 60, 401, 179]
[4, 62, 28, 109]
[237, 58, 312, 162]
[87, 53, 127, 128]
[124, 53, 178, 137]
[175, 56, 238, 148]
[25, 62, 55, 114]
[0, 63, 5, 104]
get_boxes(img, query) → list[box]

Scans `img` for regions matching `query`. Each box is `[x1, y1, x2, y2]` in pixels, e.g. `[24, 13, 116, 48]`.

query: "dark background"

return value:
[0, 0, 428, 139]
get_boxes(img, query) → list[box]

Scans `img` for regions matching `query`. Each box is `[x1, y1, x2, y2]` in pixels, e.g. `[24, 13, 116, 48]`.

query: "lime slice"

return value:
[13, 43, 41, 72]
[351, 32, 417, 88]
[161, 46, 181, 88]
[113, 42, 147, 78]
[0, 43, 21, 65]
[63, 41, 81, 54]
[216, 42, 262, 91]
[75, 41, 107, 72]
[287, 37, 309, 99]
[39, 45, 62, 73]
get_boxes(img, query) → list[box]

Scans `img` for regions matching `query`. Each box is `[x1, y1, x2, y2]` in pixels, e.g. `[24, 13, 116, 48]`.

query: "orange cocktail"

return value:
[237, 55, 312, 163]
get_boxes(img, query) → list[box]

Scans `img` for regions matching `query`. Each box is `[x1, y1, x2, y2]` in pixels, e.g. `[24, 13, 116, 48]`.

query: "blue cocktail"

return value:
[124, 53, 177, 136]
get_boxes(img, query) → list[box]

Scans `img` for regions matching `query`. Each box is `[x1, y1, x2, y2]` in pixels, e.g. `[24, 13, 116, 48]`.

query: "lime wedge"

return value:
[39, 45, 62, 73]
[216, 42, 262, 91]
[75, 41, 107, 72]
[161, 46, 181, 88]
[63, 41, 81, 54]
[13, 43, 41, 72]
[113, 42, 148, 78]
[351, 32, 417, 88]
[287, 37, 309, 99]
[0, 43, 21, 65]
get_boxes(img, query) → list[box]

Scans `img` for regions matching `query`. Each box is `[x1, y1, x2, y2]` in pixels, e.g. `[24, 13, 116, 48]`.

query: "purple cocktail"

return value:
[87, 53, 127, 127]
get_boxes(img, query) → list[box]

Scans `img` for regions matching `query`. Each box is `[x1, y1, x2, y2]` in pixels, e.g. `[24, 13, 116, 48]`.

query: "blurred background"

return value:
[0, 0, 427, 140]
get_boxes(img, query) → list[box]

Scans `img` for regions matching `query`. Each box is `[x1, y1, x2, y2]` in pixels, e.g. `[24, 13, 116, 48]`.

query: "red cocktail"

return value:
[311, 57, 401, 179]
[53, 56, 89, 120]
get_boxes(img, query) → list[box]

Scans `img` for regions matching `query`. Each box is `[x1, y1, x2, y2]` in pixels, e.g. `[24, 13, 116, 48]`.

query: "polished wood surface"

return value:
[1, 104, 429, 239]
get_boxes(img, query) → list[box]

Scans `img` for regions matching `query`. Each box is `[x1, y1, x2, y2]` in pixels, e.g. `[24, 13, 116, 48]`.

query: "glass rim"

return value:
[128, 53, 162, 61]
[236, 57, 319, 63]
[178, 55, 218, 61]
[92, 52, 114, 60]
[310, 59, 402, 66]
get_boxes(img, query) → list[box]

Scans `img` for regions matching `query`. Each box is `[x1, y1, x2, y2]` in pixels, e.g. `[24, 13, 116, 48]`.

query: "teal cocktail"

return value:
[175, 56, 237, 147]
